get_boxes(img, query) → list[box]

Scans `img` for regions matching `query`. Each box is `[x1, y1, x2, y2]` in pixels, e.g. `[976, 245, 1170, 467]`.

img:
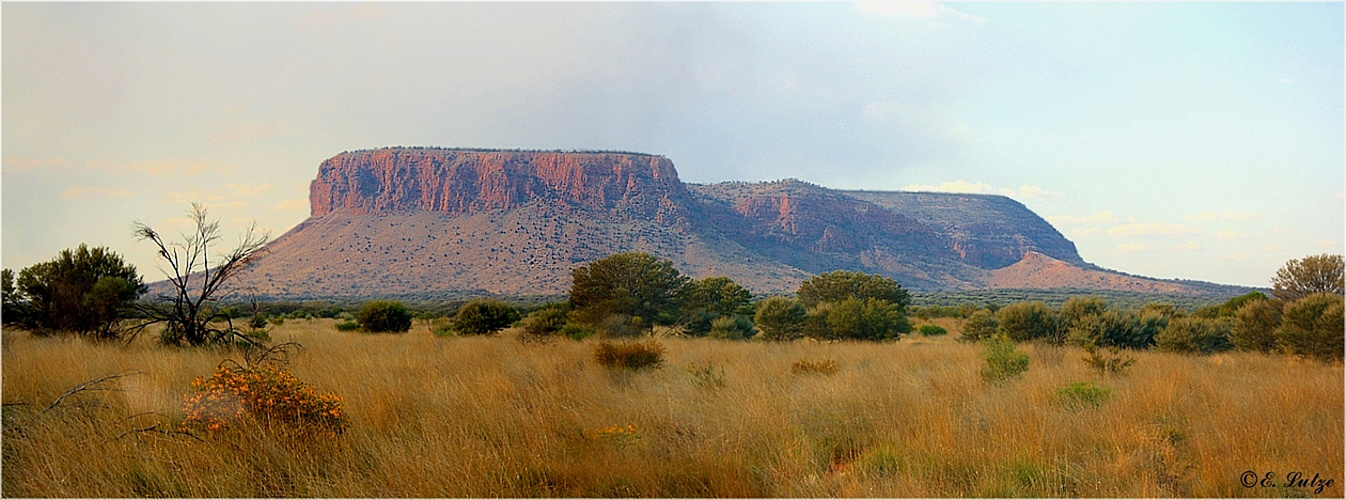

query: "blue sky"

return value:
[3, 2, 1342, 288]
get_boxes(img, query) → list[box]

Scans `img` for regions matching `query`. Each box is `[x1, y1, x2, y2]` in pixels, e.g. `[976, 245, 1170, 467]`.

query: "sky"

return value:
[3, 2, 1342, 289]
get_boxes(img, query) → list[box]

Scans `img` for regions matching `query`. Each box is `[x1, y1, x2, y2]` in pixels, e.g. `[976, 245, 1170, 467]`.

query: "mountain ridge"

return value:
[208, 148, 1253, 299]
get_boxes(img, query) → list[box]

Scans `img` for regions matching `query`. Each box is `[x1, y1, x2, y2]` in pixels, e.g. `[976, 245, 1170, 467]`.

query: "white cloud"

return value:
[901, 180, 1057, 201]
[1173, 241, 1201, 252]
[274, 199, 309, 212]
[1118, 243, 1152, 253]
[1015, 185, 1061, 200]
[1047, 210, 1120, 227]
[208, 123, 290, 145]
[1106, 222, 1200, 237]
[1261, 244, 1284, 253]
[62, 186, 133, 200]
[4, 157, 74, 173]
[1215, 230, 1246, 240]
[86, 159, 237, 178]
[227, 183, 274, 197]
[1186, 210, 1259, 222]
[1221, 252, 1252, 262]
[855, 1, 987, 23]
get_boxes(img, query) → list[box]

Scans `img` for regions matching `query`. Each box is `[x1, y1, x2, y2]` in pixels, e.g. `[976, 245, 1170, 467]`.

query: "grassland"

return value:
[3, 318, 1341, 497]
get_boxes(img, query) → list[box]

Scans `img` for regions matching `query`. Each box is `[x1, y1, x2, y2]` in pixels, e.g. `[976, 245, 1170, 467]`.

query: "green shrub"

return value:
[356, 301, 412, 333]
[334, 320, 361, 332]
[825, 297, 910, 341]
[996, 301, 1057, 342]
[685, 362, 726, 389]
[269, 317, 285, 326]
[1067, 310, 1149, 349]
[791, 359, 839, 375]
[1231, 299, 1281, 353]
[918, 324, 948, 336]
[594, 340, 665, 370]
[431, 317, 455, 337]
[1053, 381, 1111, 410]
[960, 309, 999, 342]
[7, 244, 145, 339]
[569, 252, 689, 328]
[452, 299, 520, 335]
[1082, 344, 1136, 376]
[522, 306, 569, 336]
[244, 329, 271, 343]
[1275, 293, 1344, 361]
[1060, 296, 1108, 330]
[561, 323, 595, 341]
[754, 297, 807, 341]
[708, 314, 755, 340]
[797, 270, 910, 310]
[803, 302, 836, 339]
[981, 334, 1029, 383]
[680, 276, 753, 336]
[1155, 316, 1234, 354]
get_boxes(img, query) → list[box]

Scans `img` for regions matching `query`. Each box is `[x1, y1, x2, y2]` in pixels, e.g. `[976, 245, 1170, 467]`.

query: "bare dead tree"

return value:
[129, 203, 270, 347]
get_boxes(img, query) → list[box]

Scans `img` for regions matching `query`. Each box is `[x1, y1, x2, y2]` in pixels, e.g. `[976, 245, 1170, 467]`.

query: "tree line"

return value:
[2, 200, 1341, 360]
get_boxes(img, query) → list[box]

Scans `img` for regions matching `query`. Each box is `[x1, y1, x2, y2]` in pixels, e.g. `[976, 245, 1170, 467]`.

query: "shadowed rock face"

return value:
[223, 148, 1227, 298]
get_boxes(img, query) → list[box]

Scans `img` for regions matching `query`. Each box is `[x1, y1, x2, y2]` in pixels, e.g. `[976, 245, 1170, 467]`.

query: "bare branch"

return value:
[42, 370, 143, 414]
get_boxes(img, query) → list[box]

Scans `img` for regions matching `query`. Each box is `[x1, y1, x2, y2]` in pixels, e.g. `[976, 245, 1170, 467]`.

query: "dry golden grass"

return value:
[3, 319, 1341, 497]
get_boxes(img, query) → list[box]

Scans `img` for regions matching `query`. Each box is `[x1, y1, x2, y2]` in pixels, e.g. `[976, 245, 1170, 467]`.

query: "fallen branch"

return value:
[42, 370, 143, 414]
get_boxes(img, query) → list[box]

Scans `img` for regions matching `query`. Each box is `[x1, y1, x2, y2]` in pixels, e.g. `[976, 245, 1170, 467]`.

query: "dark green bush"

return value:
[431, 317, 455, 337]
[1067, 310, 1147, 349]
[1059, 296, 1108, 330]
[1231, 299, 1281, 353]
[708, 314, 755, 340]
[570, 252, 689, 328]
[960, 309, 999, 342]
[797, 270, 910, 310]
[1155, 316, 1234, 354]
[681, 276, 753, 336]
[1275, 293, 1344, 361]
[996, 301, 1057, 342]
[334, 320, 361, 332]
[356, 300, 413, 333]
[522, 306, 569, 336]
[1053, 381, 1111, 410]
[1082, 344, 1136, 376]
[754, 297, 807, 341]
[824, 297, 910, 341]
[453, 299, 520, 335]
[6, 244, 145, 339]
[561, 323, 595, 341]
[594, 340, 665, 370]
[918, 324, 948, 336]
[981, 334, 1029, 383]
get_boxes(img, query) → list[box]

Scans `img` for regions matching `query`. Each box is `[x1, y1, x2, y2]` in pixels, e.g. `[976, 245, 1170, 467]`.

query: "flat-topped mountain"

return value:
[222, 148, 1244, 299]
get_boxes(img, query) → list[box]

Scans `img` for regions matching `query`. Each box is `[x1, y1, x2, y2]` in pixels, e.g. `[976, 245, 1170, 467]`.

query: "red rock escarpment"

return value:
[310, 149, 694, 224]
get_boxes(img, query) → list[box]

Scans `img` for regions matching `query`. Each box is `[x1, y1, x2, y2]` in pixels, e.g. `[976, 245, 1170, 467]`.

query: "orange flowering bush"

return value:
[182, 363, 347, 437]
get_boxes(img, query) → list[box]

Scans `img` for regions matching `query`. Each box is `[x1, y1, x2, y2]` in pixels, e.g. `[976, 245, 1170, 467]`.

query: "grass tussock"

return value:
[2, 318, 1341, 497]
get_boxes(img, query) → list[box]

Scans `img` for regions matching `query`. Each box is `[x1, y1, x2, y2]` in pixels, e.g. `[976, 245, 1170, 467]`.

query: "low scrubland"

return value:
[3, 317, 1341, 497]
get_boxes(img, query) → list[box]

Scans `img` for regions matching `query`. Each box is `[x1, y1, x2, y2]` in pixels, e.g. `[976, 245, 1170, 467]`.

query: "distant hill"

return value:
[207, 147, 1255, 300]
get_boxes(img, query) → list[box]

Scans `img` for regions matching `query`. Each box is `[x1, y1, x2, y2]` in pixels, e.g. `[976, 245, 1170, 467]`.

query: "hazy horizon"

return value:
[4, 2, 1342, 289]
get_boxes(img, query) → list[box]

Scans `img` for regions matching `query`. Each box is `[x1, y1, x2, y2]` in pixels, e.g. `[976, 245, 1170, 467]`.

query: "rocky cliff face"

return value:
[224, 148, 1222, 298]
[311, 149, 695, 225]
